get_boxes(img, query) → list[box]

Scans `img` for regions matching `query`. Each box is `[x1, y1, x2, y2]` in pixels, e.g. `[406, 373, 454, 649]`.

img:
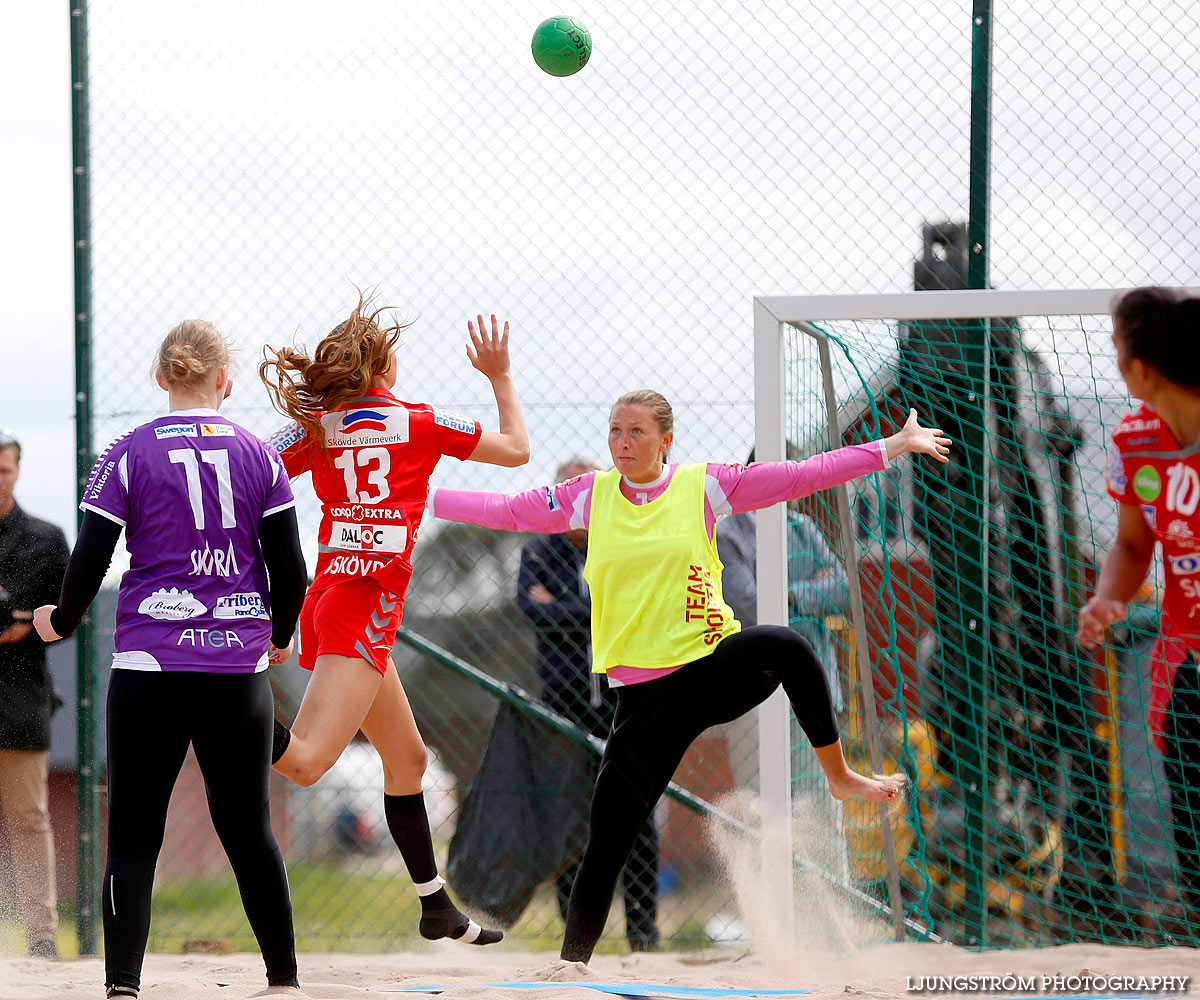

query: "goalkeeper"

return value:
[419, 388, 951, 962]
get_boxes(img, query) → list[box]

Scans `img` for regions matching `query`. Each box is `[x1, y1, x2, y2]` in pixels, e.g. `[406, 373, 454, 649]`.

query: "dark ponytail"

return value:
[1112, 287, 1200, 390]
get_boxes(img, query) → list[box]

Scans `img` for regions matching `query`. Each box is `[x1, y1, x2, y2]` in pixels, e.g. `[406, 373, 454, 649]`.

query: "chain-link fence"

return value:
[52, 0, 1200, 957]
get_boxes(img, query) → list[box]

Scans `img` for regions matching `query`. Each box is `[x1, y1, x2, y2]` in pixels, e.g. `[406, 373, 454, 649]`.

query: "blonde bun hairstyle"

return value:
[156, 320, 232, 388]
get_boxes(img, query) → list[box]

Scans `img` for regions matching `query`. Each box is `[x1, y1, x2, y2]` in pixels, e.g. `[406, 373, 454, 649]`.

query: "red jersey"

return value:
[1108, 402, 1200, 650]
[267, 388, 481, 596]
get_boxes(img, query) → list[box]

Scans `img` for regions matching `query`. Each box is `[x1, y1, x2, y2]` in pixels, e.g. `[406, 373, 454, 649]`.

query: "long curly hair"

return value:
[259, 292, 412, 447]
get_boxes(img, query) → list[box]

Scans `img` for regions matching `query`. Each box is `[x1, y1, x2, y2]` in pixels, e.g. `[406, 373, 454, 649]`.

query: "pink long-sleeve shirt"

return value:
[429, 440, 890, 685]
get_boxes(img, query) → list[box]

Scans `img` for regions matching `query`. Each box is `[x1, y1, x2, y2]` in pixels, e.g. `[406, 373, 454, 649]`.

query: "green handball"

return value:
[531, 16, 591, 77]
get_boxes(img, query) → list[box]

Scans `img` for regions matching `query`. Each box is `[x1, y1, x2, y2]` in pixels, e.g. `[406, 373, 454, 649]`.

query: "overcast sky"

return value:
[2, 5, 75, 535]
[3, 0, 1197, 550]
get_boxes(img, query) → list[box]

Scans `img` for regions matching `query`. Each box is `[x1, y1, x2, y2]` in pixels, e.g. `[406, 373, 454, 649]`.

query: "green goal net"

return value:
[759, 288, 1193, 947]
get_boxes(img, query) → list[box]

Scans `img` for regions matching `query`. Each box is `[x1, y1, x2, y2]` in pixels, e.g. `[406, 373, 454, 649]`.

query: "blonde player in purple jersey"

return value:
[34, 322, 307, 999]
[418, 389, 950, 963]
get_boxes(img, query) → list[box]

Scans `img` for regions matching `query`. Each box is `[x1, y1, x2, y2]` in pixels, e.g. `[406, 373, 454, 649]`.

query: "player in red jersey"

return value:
[260, 296, 528, 945]
[1078, 286, 1200, 926]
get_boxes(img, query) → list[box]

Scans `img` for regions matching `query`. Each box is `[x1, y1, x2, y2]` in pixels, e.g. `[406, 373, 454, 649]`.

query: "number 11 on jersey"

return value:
[169, 448, 236, 530]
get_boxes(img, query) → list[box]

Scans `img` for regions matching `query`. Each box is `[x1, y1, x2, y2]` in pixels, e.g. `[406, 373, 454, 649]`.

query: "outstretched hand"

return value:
[466, 314, 511, 381]
[884, 409, 952, 464]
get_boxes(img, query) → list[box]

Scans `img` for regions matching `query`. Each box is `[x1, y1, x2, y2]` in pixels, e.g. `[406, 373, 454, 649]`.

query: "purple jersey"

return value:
[81, 409, 295, 673]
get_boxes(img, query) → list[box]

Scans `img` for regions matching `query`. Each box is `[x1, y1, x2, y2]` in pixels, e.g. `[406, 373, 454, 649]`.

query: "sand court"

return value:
[2, 942, 1198, 1000]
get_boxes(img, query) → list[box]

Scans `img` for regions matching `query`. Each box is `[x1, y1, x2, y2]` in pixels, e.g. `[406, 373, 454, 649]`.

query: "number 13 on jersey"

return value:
[333, 448, 391, 504]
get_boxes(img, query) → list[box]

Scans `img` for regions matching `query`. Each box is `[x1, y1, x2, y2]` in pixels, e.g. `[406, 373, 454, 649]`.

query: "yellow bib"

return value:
[584, 464, 740, 674]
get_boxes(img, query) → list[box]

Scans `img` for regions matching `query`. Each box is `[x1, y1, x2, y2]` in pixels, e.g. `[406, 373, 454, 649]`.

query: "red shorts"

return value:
[297, 578, 405, 675]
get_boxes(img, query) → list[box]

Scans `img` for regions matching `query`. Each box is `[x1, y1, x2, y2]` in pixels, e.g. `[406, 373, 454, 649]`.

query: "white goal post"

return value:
[750, 286, 1145, 942]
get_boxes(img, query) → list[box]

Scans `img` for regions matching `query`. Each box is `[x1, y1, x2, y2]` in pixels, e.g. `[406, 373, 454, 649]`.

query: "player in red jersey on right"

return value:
[1078, 286, 1200, 927]
[260, 296, 528, 945]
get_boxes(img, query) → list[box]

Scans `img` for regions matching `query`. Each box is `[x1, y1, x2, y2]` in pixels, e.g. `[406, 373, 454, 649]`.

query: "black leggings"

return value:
[1164, 654, 1200, 913]
[543, 683, 659, 947]
[561, 626, 838, 961]
[104, 670, 297, 996]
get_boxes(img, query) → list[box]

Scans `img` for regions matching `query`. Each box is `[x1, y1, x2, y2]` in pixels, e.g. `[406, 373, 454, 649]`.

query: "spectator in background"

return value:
[518, 457, 660, 952]
[0, 430, 68, 957]
[717, 448, 850, 713]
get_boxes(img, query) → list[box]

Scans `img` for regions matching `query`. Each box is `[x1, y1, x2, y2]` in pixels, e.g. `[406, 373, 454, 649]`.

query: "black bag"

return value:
[446, 703, 596, 926]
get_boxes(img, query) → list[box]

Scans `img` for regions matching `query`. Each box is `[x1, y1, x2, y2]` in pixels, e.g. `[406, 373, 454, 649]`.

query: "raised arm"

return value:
[717, 411, 950, 514]
[463, 314, 530, 468]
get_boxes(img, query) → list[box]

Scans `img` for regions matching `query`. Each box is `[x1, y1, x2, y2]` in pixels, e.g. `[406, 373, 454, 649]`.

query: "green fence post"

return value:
[962, 0, 994, 947]
[69, 0, 99, 957]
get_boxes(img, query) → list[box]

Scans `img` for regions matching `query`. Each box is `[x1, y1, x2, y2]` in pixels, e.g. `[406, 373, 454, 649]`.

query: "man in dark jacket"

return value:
[517, 458, 660, 951]
[0, 432, 68, 957]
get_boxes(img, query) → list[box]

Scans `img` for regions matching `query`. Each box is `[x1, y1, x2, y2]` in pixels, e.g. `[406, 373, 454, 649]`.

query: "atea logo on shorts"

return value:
[330, 521, 408, 552]
[176, 628, 244, 648]
[214, 592, 269, 620]
[320, 407, 409, 448]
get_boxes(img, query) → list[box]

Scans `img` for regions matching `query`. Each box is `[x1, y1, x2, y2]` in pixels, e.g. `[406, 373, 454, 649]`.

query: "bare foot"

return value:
[827, 771, 907, 802]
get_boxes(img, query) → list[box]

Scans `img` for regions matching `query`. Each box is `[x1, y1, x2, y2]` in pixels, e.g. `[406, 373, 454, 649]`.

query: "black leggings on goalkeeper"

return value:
[104, 670, 298, 997]
[560, 625, 839, 962]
